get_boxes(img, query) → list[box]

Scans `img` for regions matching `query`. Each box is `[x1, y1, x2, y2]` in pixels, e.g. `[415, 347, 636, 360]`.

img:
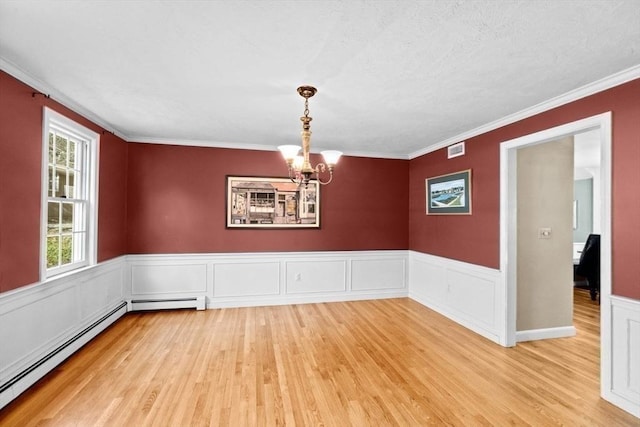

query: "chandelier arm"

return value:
[313, 163, 334, 185]
[288, 173, 299, 185]
[286, 166, 304, 186]
[316, 171, 334, 185]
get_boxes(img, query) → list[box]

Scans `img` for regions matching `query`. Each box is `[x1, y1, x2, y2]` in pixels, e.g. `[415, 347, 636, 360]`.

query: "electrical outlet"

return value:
[538, 227, 552, 239]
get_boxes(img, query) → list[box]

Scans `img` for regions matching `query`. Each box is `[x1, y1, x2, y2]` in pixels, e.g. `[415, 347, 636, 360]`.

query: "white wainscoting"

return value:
[126, 251, 408, 309]
[126, 256, 210, 310]
[605, 295, 640, 418]
[0, 257, 127, 409]
[408, 251, 504, 345]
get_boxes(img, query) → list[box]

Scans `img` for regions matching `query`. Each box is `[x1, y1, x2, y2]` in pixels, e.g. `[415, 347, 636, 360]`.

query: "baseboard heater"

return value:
[128, 296, 206, 311]
[0, 301, 127, 409]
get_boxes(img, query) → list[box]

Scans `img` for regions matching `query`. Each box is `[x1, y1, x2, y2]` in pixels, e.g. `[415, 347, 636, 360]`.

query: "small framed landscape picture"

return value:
[426, 169, 472, 215]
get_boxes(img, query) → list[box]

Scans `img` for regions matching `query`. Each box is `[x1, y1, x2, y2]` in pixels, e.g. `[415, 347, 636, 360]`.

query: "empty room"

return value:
[1, 1, 639, 425]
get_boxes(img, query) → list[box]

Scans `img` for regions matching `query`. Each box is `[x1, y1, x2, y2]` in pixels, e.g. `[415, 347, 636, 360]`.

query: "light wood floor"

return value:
[1, 289, 636, 426]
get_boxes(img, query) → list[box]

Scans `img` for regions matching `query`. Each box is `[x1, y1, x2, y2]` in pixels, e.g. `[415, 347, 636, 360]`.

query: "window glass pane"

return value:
[69, 140, 76, 168]
[47, 201, 60, 235]
[66, 171, 75, 198]
[54, 169, 64, 197]
[64, 170, 71, 198]
[48, 132, 54, 164]
[61, 202, 74, 233]
[48, 166, 55, 197]
[55, 135, 67, 166]
[64, 184, 75, 199]
[61, 235, 72, 264]
[47, 236, 60, 268]
[74, 142, 84, 178]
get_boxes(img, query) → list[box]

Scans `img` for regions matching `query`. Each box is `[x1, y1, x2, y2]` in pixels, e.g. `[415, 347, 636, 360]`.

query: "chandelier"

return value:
[278, 86, 342, 187]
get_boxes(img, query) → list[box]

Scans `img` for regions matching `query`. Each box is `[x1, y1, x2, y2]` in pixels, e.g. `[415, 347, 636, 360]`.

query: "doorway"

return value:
[572, 130, 602, 303]
[515, 136, 576, 339]
[499, 112, 612, 396]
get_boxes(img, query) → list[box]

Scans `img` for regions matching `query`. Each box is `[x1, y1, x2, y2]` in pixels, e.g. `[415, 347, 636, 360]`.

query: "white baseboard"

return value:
[128, 296, 206, 311]
[208, 289, 409, 309]
[516, 326, 576, 342]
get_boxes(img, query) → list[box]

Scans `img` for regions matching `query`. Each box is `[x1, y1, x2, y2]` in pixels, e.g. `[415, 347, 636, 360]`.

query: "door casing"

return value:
[499, 112, 612, 397]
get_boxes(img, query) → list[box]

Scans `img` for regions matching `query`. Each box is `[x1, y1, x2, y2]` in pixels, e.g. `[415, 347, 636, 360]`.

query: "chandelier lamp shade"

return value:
[278, 86, 342, 187]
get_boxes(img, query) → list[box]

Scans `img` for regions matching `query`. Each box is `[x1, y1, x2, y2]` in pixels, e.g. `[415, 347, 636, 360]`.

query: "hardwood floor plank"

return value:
[0, 289, 636, 426]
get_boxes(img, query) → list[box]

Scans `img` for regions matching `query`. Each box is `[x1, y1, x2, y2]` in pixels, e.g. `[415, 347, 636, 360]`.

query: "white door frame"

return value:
[499, 112, 612, 394]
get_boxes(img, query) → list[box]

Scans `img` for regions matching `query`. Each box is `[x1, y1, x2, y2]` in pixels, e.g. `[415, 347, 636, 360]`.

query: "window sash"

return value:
[41, 108, 99, 280]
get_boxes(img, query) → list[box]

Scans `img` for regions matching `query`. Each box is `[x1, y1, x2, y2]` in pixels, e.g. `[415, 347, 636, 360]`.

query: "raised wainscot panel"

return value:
[409, 258, 448, 304]
[446, 270, 496, 329]
[214, 262, 280, 297]
[611, 297, 640, 409]
[285, 260, 346, 294]
[0, 286, 76, 380]
[131, 263, 207, 296]
[351, 258, 406, 291]
[78, 266, 124, 320]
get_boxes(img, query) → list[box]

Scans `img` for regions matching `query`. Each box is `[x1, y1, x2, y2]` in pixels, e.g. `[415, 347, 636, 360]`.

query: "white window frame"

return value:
[40, 107, 99, 279]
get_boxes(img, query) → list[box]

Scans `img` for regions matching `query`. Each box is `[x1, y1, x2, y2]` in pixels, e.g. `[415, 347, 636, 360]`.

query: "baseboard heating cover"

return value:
[128, 296, 206, 311]
[0, 301, 127, 410]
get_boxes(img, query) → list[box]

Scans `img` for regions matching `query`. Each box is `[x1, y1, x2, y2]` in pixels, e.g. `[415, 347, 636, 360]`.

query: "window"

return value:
[41, 108, 99, 278]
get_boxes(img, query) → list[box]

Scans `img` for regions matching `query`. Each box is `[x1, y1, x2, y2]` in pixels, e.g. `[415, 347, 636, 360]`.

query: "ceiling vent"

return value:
[447, 141, 465, 159]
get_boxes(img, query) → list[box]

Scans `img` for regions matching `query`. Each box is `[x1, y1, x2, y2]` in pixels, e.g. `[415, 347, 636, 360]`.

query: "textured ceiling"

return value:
[1, 1, 639, 158]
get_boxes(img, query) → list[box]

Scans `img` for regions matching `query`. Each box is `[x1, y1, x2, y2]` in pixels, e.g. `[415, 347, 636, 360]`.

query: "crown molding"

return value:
[130, 137, 409, 160]
[0, 57, 129, 141]
[408, 64, 640, 159]
[130, 137, 276, 152]
[339, 149, 409, 160]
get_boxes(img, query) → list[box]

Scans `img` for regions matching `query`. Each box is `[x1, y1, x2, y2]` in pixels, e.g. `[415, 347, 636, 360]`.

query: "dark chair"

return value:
[575, 234, 600, 301]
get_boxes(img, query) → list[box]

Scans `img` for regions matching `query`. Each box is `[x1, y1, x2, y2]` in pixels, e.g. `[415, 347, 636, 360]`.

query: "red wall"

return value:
[126, 143, 409, 253]
[97, 132, 128, 262]
[0, 71, 128, 293]
[3, 67, 637, 300]
[409, 136, 499, 268]
[409, 78, 640, 299]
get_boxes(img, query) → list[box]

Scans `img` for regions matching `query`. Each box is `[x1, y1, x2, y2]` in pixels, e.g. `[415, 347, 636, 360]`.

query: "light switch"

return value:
[538, 227, 552, 239]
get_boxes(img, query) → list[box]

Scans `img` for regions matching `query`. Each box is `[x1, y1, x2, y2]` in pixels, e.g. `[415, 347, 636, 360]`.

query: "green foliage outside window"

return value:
[46, 234, 72, 268]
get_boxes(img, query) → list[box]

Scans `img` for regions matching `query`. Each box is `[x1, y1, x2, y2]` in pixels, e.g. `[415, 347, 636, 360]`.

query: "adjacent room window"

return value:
[41, 108, 99, 278]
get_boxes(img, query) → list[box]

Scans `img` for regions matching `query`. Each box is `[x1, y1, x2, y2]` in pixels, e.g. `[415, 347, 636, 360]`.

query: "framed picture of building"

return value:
[226, 176, 320, 228]
[426, 169, 472, 215]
